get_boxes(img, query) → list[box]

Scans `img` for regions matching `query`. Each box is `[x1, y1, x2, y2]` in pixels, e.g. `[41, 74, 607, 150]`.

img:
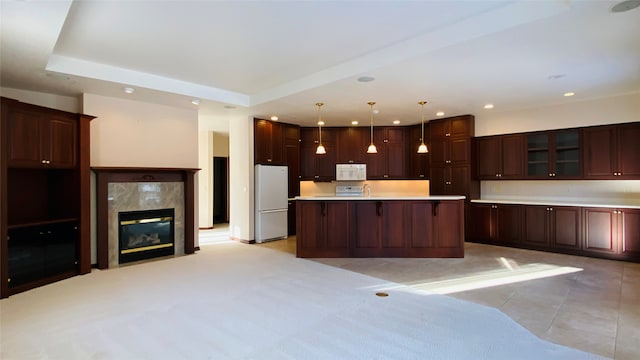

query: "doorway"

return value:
[213, 157, 228, 224]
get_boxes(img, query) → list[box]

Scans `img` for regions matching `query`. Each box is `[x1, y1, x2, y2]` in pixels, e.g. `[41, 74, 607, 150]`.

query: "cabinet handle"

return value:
[348, 160, 354, 163]
[419, 174, 425, 178]
[549, 207, 553, 211]
[383, 139, 389, 143]
[446, 160, 451, 164]
[445, 181, 452, 185]
[548, 173, 556, 177]
[446, 133, 451, 137]
[267, 159, 272, 162]
[383, 174, 389, 178]
[376, 201, 383, 216]
[142, 175, 154, 180]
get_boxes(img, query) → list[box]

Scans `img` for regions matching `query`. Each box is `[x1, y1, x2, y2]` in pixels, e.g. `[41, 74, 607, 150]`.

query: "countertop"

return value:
[295, 195, 466, 201]
[471, 199, 640, 209]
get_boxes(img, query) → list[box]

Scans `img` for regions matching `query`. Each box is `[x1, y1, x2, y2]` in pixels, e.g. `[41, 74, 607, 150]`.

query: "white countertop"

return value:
[295, 195, 466, 201]
[471, 199, 640, 209]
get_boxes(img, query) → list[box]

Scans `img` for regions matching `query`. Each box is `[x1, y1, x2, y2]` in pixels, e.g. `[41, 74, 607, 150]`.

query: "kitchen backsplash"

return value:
[300, 180, 429, 197]
[481, 180, 640, 206]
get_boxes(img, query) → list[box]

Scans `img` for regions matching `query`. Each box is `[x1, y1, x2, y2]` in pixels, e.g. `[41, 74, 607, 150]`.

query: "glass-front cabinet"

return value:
[526, 129, 581, 178]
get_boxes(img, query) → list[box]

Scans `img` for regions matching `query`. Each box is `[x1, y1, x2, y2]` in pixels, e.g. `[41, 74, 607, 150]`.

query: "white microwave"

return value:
[336, 164, 366, 181]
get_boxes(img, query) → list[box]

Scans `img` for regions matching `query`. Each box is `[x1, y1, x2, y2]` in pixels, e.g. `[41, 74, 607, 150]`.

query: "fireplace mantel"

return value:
[93, 167, 198, 269]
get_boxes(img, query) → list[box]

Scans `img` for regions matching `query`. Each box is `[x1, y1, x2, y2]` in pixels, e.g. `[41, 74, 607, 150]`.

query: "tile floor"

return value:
[254, 236, 640, 360]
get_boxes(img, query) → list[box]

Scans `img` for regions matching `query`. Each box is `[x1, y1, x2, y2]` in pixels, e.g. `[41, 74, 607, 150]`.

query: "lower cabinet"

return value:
[583, 208, 640, 260]
[523, 206, 581, 251]
[468, 203, 522, 245]
[468, 202, 638, 262]
[7, 221, 78, 290]
[296, 201, 350, 257]
[296, 199, 464, 258]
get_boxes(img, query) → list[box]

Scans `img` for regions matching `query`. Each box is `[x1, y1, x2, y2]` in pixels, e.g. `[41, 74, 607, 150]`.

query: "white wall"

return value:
[83, 93, 198, 168]
[228, 117, 254, 241]
[475, 92, 640, 137]
[1, 87, 80, 113]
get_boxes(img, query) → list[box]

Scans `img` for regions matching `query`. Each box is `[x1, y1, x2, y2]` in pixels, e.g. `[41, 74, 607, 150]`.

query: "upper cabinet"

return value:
[526, 129, 581, 179]
[428, 115, 478, 198]
[406, 124, 430, 179]
[477, 134, 524, 179]
[282, 124, 300, 197]
[336, 127, 368, 164]
[7, 107, 77, 169]
[583, 122, 640, 179]
[429, 115, 474, 139]
[366, 127, 406, 179]
[300, 127, 336, 181]
[254, 118, 284, 165]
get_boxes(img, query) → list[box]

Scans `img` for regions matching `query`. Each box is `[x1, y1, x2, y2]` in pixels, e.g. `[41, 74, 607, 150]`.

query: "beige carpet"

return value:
[0, 242, 604, 359]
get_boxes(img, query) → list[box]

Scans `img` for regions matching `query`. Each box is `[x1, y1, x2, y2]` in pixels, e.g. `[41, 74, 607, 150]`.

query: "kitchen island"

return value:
[295, 196, 465, 258]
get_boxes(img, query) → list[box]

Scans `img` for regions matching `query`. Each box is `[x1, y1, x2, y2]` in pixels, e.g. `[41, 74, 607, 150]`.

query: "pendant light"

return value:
[417, 101, 429, 153]
[315, 102, 326, 154]
[366, 101, 377, 154]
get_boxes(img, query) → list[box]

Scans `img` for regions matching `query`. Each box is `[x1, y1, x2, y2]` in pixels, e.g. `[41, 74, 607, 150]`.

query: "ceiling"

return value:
[1, 0, 639, 133]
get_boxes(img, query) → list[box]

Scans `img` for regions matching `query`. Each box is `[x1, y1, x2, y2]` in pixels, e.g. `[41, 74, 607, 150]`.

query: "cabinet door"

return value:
[48, 117, 77, 168]
[386, 130, 406, 178]
[583, 126, 616, 179]
[583, 208, 614, 253]
[353, 202, 381, 256]
[299, 128, 318, 180]
[433, 201, 464, 250]
[7, 108, 44, 168]
[429, 139, 447, 166]
[501, 134, 524, 178]
[407, 125, 430, 179]
[620, 209, 640, 259]
[296, 201, 324, 252]
[617, 123, 640, 178]
[381, 202, 406, 254]
[283, 124, 300, 197]
[467, 203, 494, 242]
[526, 133, 550, 178]
[496, 205, 522, 244]
[315, 128, 336, 181]
[254, 119, 283, 164]
[325, 202, 351, 252]
[553, 130, 581, 178]
[7, 226, 45, 288]
[410, 202, 434, 248]
[449, 166, 470, 196]
[523, 206, 550, 247]
[551, 207, 581, 250]
[44, 222, 78, 277]
[429, 166, 446, 195]
[477, 136, 501, 179]
[336, 127, 367, 164]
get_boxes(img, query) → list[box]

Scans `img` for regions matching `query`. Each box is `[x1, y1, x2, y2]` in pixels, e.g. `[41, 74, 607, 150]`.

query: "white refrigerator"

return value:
[255, 164, 288, 243]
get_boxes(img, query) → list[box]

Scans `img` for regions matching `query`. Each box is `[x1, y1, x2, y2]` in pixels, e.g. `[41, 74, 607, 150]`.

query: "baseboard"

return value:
[231, 236, 255, 244]
[198, 226, 214, 230]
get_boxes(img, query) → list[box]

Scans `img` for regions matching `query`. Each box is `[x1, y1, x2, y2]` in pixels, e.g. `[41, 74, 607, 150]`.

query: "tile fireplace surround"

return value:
[93, 167, 198, 269]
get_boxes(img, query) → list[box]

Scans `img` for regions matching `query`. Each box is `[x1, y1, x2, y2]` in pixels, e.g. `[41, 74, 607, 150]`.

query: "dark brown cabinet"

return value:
[583, 208, 640, 259]
[282, 124, 300, 197]
[353, 201, 406, 257]
[296, 199, 465, 258]
[430, 165, 471, 196]
[254, 118, 284, 165]
[406, 124, 430, 179]
[366, 127, 406, 179]
[296, 201, 350, 257]
[7, 107, 77, 169]
[583, 123, 640, 179]
[429, 115, 477, 198]
[526, 129, 581, 179]
[336, 127, 368, 164]
[468, 203, 522, 245]
[523, 206, 581, 250]
[477, 134, 524, 179]
[1, 97, 94, 298]
[300, 127, 336, 181]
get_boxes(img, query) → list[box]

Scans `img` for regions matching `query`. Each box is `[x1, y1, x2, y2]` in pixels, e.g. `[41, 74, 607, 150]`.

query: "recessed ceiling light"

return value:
[611, 0, 640, 13]
[317, 121, 325, 126]
[563, 92, 575, 97]
[191, 99, 200, 105]
[123, 87, 135, 94]
[484, 104, 494, 109]
[357, 76, 375, 83]
[436, 111, 445, 116]
[351, 121, 359, 125]
[270, 116, 278, 121]
[393, 120, 400, 125]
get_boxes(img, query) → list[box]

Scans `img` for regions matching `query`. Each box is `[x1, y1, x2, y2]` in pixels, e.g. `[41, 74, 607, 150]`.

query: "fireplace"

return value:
[118, 208, 175, 264]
